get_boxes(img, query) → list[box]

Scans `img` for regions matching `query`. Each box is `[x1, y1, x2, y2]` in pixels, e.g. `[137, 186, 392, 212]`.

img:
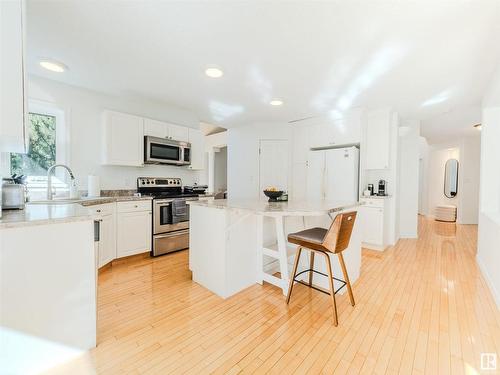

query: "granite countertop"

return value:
[188, 198, 361, 217]
[0, 195, 153, 229]
[0, 203, 97, 229]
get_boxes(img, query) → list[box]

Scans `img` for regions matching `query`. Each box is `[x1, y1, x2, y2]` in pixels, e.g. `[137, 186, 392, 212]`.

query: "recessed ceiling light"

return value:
[39, 59, 67, 73]
[205, 67, 224, 78]
[270, 99, 283, 106]
[473, 123, 482, 131]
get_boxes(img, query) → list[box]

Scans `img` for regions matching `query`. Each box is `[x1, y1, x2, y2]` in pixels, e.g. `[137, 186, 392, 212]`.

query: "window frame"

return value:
[6, 100, 70, 194]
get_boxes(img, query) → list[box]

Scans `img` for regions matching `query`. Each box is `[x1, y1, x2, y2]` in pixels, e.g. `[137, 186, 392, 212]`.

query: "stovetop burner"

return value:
[137, 177, 200, 200]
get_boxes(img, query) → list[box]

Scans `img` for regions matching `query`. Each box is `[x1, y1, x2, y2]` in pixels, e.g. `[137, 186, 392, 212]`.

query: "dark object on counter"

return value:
[183, 184, 208, 195]
[367, 184, 374, 196]
[171, 199, 187, 224]
[263, 190, 283, 202]
[378, 180, 387, 196]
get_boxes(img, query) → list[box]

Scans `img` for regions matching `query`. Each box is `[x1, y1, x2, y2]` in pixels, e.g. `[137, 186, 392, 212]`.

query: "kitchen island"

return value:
[188, 199, 362, 299]
[0, 203, 98, 355]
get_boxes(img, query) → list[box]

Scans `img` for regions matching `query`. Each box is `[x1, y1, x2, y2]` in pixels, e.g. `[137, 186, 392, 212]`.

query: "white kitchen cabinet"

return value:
[144, 118, 167, 138]
[102, 111, 144, 166]
[91, 203, 116, 268]
[116, 202, 152, 258]
[98, 213, 116, 268]
[0, 0, 27, 153]
[168, 123, 189, 142]
[187, 128, 205, 170]
[307, 112, 362, 149]
[359, 197, 387, 250]
[365, 110, 391, 170]
[144, 118, 189, 142]
[292, 125, 310, 163]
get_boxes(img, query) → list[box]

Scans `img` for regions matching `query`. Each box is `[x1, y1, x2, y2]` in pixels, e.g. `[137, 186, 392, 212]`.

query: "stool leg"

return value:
[323, 252, 338, 326]
[286, 247, 302, 304]
[338, 252, 355, 306]
[308, 251, 315, 286]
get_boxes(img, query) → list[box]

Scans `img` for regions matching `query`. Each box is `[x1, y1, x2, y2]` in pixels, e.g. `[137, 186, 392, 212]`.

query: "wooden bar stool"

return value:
[286, 211, 357, 326]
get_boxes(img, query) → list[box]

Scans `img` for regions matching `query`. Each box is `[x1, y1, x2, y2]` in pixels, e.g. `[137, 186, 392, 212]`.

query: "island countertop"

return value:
[188, 198, 361, 216]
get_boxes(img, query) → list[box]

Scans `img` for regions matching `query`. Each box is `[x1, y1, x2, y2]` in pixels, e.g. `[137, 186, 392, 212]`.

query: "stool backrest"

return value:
[322, 211, 357, 254]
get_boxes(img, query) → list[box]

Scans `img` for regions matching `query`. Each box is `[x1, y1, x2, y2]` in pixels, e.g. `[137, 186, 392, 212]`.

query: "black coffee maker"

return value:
[378, 180, 387, 196]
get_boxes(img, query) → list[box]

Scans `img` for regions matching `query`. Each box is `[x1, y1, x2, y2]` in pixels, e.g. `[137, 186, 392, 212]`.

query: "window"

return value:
[6, 101, 68, 200]
[11, 112, 56, 176]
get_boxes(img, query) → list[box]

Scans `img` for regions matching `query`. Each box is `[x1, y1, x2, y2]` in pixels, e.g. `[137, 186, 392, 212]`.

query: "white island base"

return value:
[189, 199, 362, 299]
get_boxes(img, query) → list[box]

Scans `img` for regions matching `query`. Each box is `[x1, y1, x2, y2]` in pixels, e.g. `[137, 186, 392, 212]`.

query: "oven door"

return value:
[145, 136, 183, 165]
[153, 198, 194, 235]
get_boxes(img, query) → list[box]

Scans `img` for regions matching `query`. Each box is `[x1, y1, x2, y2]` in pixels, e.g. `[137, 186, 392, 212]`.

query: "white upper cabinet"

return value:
[307, 112, 362, 149]
[144, 118, 167, 138]
[144, 118, 189, 142]
[0, 0, 27, 153]
[102, 111, 144, 166]
[168, 124, 189, 142]
[187, 128, 205, 170]
[364, 110, 391, 170]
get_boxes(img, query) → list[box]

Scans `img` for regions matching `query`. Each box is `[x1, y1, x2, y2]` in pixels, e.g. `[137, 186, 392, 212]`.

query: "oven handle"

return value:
[154, 229, 189, 239]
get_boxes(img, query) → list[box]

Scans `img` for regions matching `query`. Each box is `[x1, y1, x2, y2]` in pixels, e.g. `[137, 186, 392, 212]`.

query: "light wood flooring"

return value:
[50, 217, 500, 374]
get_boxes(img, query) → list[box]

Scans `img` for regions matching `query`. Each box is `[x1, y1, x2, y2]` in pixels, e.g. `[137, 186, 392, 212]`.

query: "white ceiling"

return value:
[26, 1, 500, 141]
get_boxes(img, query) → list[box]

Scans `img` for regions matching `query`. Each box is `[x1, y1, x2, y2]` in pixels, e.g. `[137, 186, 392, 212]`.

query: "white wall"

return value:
[26, 76, 203, 190]
[418, 136, 430, 215]
[398, 121, 420, 238]
[457, 135, 481, 224]
[477, 64, 500, 307]
[227, 123, 291, 200]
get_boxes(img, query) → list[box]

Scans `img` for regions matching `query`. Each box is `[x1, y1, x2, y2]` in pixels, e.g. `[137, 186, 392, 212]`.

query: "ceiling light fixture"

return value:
[270, 99, 283, 106]
[473, 123, 482, 131]
[205, 67, 224, 78]
[39, 59, 68, 73]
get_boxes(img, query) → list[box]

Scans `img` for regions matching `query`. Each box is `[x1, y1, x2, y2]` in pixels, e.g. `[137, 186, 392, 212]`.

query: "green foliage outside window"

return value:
[10, 113, 56, 176]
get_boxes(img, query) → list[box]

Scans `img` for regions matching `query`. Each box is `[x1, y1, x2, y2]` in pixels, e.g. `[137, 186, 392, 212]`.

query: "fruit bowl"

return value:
[263, 190, 283, 202]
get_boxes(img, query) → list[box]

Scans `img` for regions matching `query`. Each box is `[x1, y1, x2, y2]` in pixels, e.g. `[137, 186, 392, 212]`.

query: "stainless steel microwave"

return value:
[144, 136, 191, 166]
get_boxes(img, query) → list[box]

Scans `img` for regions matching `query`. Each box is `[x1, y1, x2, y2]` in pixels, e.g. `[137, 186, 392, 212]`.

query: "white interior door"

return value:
[259, 140, 288, 193]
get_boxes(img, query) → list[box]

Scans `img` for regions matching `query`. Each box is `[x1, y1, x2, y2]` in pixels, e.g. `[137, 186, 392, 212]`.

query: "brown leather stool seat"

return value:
[288, 227, 328, 252]
[286, 211, 357, 326]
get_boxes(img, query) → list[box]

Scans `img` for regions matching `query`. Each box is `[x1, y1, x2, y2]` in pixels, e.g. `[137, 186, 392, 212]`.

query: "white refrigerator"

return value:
[306, 147, 359, 202]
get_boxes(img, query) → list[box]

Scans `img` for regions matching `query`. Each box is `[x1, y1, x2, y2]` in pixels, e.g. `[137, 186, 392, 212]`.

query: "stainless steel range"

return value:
[137, 177, 199, 257]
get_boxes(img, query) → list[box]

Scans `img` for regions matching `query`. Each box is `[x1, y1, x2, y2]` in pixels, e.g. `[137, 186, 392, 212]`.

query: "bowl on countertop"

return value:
[263, 190, 283, 202]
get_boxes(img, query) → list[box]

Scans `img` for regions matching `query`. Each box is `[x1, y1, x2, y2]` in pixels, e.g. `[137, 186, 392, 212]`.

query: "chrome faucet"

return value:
[47, 164, 75, 200]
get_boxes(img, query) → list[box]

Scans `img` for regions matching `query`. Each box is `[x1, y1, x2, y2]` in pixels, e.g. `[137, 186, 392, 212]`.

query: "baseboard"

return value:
[361, 242, 386, 251]
[477, 255, 500, 309]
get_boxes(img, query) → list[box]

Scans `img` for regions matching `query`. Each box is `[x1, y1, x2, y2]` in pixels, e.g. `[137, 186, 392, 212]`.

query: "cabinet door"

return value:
[102, 111, 144, 166]
[306, 151, 325, 199]
[0, 0, 27, 153]
[144, 118, 168, 138]
[187, 128, 205, 170]
[116, 211, 152, 258]
[365, 112, 390, 169]
[291, 161, 307, 200]
[98, 214, 116, 268]
[168, 124, 189, 142]
[360, 206, 384, 245]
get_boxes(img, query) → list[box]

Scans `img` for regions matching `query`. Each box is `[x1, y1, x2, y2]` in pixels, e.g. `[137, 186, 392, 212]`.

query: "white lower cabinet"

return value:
[91, 203, 117, 269]
[116, 202, 152, 258]
[98, 213, 116, 267]
[359, 198, 386, 250]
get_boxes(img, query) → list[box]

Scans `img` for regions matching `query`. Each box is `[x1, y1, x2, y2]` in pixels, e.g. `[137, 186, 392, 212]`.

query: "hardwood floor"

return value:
[50, 217, 500, 374]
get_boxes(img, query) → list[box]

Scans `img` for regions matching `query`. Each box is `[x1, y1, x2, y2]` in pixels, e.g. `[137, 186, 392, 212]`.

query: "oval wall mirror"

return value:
[444, 159, 459, 198]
